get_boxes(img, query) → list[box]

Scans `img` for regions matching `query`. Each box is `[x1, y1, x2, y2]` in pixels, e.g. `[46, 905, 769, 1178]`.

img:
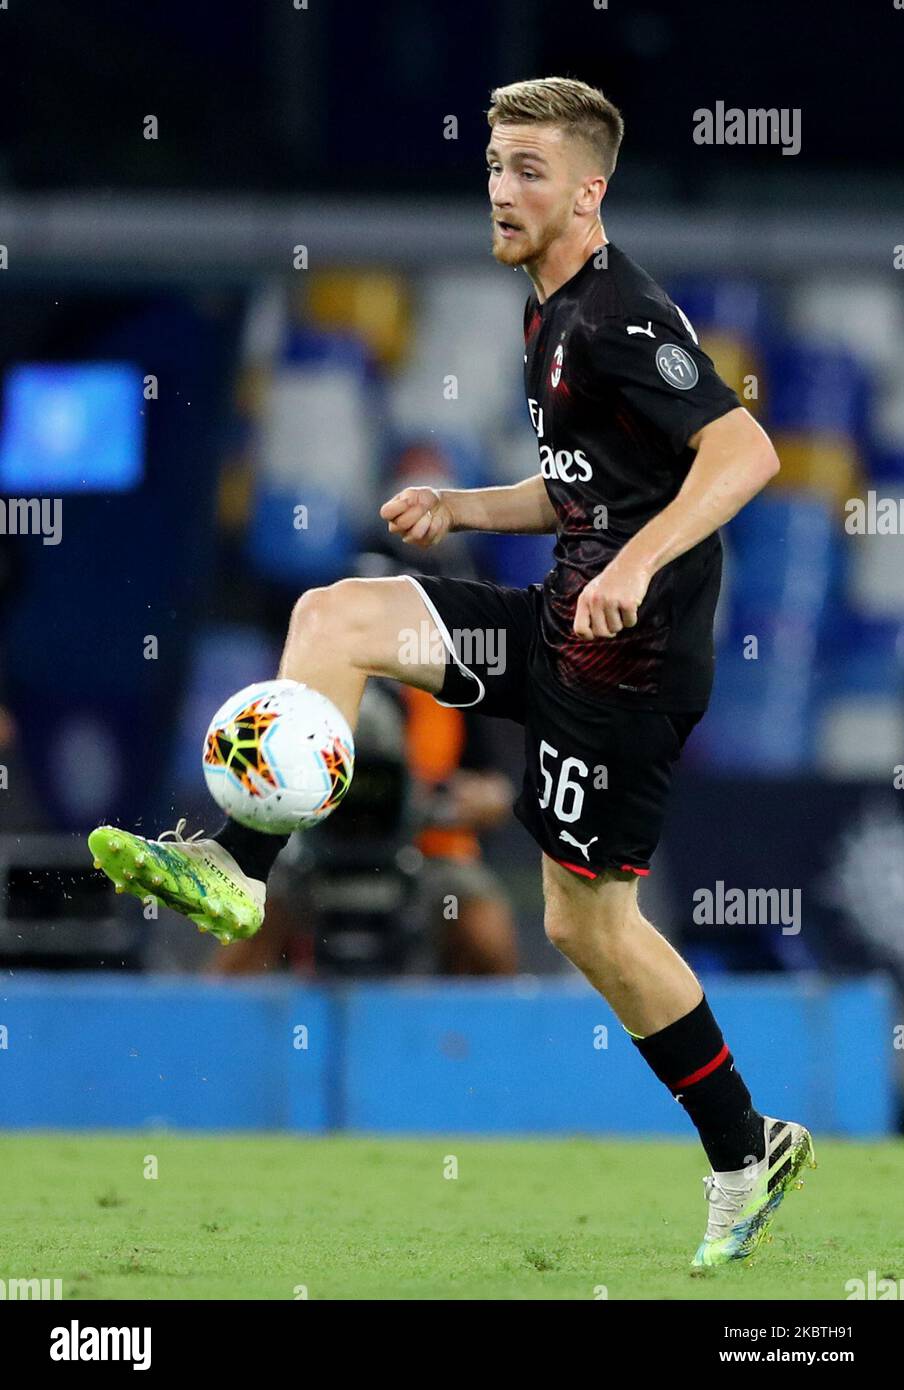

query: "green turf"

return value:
[3, 1133, 901, 1300]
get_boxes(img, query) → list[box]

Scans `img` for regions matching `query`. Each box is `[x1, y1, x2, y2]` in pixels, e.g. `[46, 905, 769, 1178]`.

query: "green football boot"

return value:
[88, 818, 265, 945]
[692, 1116, 817, 1268]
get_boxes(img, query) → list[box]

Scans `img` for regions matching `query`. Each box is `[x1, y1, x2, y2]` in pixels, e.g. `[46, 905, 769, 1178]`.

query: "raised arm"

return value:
[380, 473, 557, 548]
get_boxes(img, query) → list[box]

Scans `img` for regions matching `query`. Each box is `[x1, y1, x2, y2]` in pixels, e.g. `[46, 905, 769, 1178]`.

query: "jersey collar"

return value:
[535, 242, 610, 314]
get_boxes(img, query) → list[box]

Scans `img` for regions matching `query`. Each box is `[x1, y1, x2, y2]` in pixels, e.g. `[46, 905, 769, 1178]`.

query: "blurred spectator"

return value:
[403, 686, 517, 974]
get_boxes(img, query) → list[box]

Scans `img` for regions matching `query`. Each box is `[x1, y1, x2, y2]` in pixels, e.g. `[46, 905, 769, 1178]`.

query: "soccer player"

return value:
[90, 76, 815, 1266]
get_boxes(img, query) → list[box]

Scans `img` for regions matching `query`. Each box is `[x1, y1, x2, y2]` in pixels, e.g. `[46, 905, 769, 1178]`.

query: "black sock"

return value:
[211, 818, 290, 884]
[629, 996, 766, 1172]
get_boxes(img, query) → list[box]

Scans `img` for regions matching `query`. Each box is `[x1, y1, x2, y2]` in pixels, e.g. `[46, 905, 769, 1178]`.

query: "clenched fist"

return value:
[573, 557, 652, 639]
[379, 486, 454, 549]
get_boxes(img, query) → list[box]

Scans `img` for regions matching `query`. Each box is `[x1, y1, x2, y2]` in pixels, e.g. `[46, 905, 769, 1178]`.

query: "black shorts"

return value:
[405, 574, 702, 880]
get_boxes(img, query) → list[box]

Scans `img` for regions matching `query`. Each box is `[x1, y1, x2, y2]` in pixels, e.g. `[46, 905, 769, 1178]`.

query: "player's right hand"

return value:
[379, 486, 454, 549]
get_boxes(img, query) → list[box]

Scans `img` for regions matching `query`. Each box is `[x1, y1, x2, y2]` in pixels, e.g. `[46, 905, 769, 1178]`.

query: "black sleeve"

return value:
[583, 312, 741, 454]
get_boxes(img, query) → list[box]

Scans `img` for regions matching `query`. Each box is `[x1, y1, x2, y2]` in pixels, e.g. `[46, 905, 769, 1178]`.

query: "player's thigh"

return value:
[293, 576, 449, 693]
[294, 572, 534, 712]
[541, 851, 638, 941]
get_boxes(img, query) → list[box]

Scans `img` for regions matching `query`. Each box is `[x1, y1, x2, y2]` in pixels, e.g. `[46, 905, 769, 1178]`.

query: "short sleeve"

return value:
[583, 313, 741, 453]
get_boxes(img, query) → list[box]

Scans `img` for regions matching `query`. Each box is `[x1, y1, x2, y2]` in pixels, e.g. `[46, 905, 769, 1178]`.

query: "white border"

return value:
[402, 574, 486, 709]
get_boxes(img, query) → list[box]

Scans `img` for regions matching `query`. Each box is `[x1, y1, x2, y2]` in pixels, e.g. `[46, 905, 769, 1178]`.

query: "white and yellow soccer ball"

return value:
[202, 679, 355, 834]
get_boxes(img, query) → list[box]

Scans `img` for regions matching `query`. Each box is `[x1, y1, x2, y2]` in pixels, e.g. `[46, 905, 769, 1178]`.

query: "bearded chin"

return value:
[492, 215, 565, 267]
[493, 239, 525, 266]
[493, 230, 537, 266]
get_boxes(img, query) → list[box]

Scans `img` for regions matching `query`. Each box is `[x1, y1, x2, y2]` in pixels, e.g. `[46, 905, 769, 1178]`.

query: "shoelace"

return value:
[157, 817, 205, 845]
[702, 1174, 749, 1237]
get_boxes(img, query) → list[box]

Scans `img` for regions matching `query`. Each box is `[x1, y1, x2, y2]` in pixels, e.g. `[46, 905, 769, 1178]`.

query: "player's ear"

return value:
[577, 174, 607, 214]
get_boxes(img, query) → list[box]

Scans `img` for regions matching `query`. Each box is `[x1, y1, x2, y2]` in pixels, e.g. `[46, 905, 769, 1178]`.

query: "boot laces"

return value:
[702, 1174, 748, 1237]
[157, 817, 205, 845]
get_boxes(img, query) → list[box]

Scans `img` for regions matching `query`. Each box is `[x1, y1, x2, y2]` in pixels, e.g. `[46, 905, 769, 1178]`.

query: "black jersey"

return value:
[522, 242, 740, 711]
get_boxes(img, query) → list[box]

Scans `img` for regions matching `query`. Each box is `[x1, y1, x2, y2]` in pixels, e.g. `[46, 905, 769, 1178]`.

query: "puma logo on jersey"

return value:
[626, 321, 655, 338]
[559, 829, 599, 861]
[551, 342, 564, 388]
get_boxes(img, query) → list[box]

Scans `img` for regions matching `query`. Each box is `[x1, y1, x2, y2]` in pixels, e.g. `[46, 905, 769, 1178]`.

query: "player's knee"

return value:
[544, 910, 579, 955]
[287, 580, 366, 656]
[544, 879, 638, 957]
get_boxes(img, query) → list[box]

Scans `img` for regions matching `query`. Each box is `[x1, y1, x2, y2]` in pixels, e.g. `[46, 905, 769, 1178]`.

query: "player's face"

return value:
[487, 123, 585, 266]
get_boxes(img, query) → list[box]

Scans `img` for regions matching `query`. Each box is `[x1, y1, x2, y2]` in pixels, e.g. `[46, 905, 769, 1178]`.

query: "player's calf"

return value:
[541, 855, 771, 1182]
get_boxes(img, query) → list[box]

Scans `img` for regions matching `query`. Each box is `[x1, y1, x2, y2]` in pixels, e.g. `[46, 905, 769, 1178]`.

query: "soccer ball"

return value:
[202, 679, 355, 834]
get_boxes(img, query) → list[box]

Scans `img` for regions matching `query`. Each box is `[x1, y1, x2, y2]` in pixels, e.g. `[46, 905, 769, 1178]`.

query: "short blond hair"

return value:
[487, 76, 624, 179]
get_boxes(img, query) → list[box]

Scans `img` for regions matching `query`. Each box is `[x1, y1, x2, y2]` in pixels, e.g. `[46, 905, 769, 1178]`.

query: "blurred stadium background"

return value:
[1, 0, 903, 1145]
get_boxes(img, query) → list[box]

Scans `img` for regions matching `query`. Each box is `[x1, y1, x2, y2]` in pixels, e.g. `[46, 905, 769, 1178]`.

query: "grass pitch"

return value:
[3, 1133, 901, 1300]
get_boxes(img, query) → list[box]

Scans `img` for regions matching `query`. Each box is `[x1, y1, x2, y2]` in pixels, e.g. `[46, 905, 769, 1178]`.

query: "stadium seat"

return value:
[693, 651, 818, 770]
[387, 269, 525, 436]
[665, 278, 774, 343]
[246, 483, 358, 587]
[768, 430, 864, 510]
[816, 696, 904, 778]
[819, 614, 904, 696]
[764, 342, 870, 508]
[766, 342, 871, 441]
[262, 331, 381, 523]
[694, 493, 840, 769]
[303, 268, 413, 368]
[874, 378, 904, 447]
[723, 491, 841, 633]
[847, 531, 904, 618]
[814, 605, 903, 773]
[244, 327, 380, 585]
[867, 444, 904, 485]
[788, 280, 904, 377]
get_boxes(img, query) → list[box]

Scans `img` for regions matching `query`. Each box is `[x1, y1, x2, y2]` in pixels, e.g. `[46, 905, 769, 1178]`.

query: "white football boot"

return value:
[692, 1116, 816, 1267]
